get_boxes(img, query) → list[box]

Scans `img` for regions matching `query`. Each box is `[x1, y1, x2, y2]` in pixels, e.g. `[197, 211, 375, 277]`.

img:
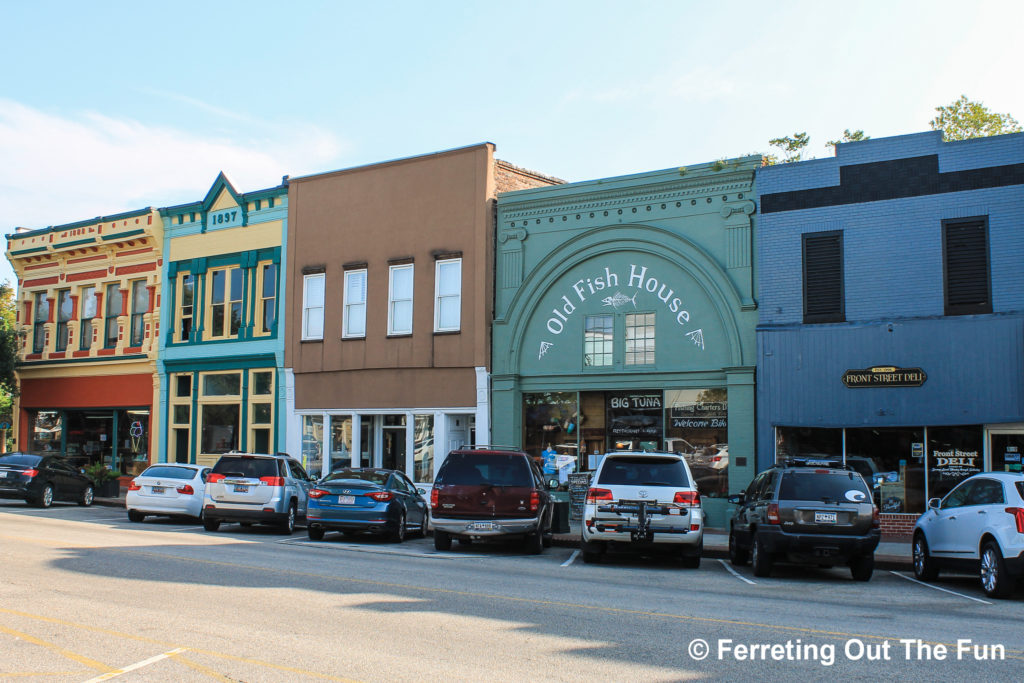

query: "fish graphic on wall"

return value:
[602, 292, 638, 309]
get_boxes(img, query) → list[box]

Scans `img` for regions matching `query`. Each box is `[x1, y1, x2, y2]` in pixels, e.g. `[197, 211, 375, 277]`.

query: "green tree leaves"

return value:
[930, 95, 1022, 140]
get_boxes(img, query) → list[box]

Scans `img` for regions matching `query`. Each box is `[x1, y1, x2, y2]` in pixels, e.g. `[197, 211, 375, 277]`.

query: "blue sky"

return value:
[2, 0, 1022, 287]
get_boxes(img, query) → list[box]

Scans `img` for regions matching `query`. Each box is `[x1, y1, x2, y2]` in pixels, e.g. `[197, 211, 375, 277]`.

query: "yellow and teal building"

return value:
[157, 173, 288, 466]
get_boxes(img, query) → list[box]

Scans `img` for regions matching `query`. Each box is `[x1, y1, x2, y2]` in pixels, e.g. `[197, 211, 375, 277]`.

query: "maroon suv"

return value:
[429, 447, 555, 554]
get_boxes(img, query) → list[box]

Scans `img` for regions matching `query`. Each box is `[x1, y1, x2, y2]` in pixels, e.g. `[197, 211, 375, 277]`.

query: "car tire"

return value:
[203, 517, 220, 532]
[390, 513, 407, 543]
[980, 541, 1013, 599]
[524, 530, 544, 555]
[279, 504, 297, 535]
[128, 510, 145, 523]
[434, 530, 452, 551]
[581, 539, 604, 564]
[728, 529, 749, 566]
[912, 532, 939, 581]
[680, 552, 701, 569]
[79, 485, 94, 507]
[751, 534, 773, 578]
[34, 484, 54, 508]
[418, 512, 430, 538]
[308, 525, 325, 541]
[850, 554, 874, 581]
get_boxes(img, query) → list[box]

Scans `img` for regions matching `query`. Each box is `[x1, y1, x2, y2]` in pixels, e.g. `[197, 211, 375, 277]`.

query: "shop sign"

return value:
[670, 401, 727, 429]
[842, 366, 927, 388]
[930, 449, 982, 483]
[607, 392, 663, 437]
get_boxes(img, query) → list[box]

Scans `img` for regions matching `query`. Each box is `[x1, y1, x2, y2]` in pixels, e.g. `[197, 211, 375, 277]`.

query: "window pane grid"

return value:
[625, 313, 655, 365]
[435, 260, 461, 331]
[584, 314, 613, 367]
[344, 270, 367, 337]
[389, 265, 413, 334]
[303, 274, 325, 339]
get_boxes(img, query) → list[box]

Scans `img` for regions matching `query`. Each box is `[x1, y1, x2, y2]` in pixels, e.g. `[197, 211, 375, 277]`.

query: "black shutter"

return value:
[944, 218, 991, 316]
[803, 231, 844, 323]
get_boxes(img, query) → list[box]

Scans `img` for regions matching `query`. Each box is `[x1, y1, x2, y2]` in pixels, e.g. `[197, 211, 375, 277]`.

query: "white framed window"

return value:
[388, 264, 413, 335]
[302, 273, 325, 340]
[434, 258, 461, 332]
[343, 269, 367, 338]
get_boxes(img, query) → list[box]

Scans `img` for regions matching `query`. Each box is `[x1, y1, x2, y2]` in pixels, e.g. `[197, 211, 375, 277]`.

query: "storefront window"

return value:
[31, 410, 61, 455]
[329, 416, 352, 472]
[523, 392, 579, 468]
[302, 415, 324, 477]
[64, 410, 114, 470]
[665, 388, 728, 498]
[201, 404, 239, 454]
[118, 409, 150, 476]
[775, 427, 843, 461]
[607, 391, 662, 452]
[414, 415, 434, 483]
[846, 427, 926, 514]
[928, 425, 983, 501]
[991, 433, 1024, 474]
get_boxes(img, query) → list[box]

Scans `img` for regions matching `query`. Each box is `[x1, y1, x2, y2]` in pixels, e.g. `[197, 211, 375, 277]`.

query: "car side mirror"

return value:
[927, 497, 941, 510]
[547, 478, 559, 489]
[417, 488, 426, 495]
[727, 494, 744, 505]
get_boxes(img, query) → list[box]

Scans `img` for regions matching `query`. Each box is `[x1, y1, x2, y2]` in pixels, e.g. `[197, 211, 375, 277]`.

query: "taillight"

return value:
[430, 488, 439, 507]
[308, 488, 329, 499]
[127, 481, 141, 491]
[259, 476, 285, 487]
[711, 456, 721, 462]
[23, 469, 38, 478]
[368, 491, 394, 502]
[767, 503, 780, 524]
[872, 506, 880, 529]
[673, 491, 701, 507]
[1006, 507, 1024, 534]
[176, 484, 194, 495]
[586, 488, 613, 504]
[207, 473, 225, 483]
[530, 491, 540, 512]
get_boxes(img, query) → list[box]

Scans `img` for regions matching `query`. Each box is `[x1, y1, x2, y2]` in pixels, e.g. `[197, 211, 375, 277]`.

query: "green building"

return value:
[492, 159, 760, 527]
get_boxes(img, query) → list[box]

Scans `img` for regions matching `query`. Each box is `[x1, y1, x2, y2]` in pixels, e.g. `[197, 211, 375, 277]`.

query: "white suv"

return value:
[580, 451, 704, 567]
[912, 472, 1024, 598]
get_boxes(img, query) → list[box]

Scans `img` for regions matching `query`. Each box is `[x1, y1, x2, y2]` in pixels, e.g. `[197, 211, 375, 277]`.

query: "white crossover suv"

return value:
[912, 472, 1024, 598]
[580, 451, 704, 567]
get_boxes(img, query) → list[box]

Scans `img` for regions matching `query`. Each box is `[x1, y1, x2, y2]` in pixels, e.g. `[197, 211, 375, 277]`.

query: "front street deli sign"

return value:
[842, 366, 927, 388]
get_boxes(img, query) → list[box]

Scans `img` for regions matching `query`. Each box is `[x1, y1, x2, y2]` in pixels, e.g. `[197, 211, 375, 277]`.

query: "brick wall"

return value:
[494, 159, 563, 194]
[880, 513, 917, 539]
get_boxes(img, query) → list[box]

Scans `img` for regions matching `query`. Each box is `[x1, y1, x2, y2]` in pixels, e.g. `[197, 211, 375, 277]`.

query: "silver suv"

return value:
[203, 453, 314, 534]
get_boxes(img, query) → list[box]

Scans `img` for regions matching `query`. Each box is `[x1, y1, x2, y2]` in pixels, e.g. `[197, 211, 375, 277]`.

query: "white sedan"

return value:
[125, 463, 211, 522]
[912, 472, 1024, 598]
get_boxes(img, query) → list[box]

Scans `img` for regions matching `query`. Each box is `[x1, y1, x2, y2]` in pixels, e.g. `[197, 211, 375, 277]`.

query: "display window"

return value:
[665, 388, 728, 498]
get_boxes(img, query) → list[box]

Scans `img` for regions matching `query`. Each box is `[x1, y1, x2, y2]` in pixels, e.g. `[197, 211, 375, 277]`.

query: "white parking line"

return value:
[889, 571, 992, 605]
[277, 539, 489, 559]
[718, 559, 757, 585]
[82, 647, 187, 682]
[83, 517, 129, 523]
[561, 550, 579, 567]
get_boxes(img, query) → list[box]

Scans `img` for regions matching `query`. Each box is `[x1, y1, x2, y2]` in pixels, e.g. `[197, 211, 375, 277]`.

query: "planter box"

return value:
[96, 480, 121, 498]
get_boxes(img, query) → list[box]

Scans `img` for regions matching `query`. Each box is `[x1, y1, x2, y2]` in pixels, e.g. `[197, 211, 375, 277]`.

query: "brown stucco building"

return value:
[284, 143, 558, 483]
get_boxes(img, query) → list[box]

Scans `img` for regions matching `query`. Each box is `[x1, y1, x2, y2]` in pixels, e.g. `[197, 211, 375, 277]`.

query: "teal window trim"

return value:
[190, 371, 199, 464]
[240, 370, 250, 452]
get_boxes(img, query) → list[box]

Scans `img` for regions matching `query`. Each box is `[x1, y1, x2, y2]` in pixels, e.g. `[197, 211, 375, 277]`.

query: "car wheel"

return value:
[203, 517, 220, 532]
[524, 530, 544, 555]
[418, 512, 430, 537]
[390, 513, 407, 543]
[980, 541, 1013, 599]
[850, 554, 874, 581]
[35, 484, 54, 508]
[79, 485, 94, 507]
[280, 504, 297, 535]
[127, 510, 145, 523]
[751, 534, 773, 578]
[912, 532, 939, 581]
[679, 540, 702, 569]
[728, 529, 749, 566]
[581, 540, 604, 564]
[308, 525, 325, 541]
[434, 530, 452, 551]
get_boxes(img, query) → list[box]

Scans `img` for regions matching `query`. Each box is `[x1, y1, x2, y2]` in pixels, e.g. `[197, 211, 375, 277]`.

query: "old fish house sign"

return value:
[842, 366, 927, 388]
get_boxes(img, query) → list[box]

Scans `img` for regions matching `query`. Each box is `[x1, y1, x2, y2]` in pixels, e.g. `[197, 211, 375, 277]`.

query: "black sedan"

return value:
[0, 453, 95, 507]
[306, 468, 429, 542]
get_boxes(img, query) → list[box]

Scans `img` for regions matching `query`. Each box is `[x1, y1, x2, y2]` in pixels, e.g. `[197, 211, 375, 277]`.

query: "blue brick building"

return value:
[756, 130, 1024, 533]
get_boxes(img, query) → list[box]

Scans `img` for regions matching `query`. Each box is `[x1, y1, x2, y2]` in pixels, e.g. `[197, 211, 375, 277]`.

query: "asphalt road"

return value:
[1, 500, 1022, 682]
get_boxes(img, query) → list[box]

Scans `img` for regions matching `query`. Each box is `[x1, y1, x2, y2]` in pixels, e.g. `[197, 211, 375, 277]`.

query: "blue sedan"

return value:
[306, 468, 429, 543]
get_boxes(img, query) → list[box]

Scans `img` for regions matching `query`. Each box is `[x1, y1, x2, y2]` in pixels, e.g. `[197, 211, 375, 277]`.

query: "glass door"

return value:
[381, 415, 407, 472]
[991, 432, 1024, 474]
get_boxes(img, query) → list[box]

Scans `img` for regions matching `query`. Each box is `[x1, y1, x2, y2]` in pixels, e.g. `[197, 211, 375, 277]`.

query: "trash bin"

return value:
[552, 500, 571, 534]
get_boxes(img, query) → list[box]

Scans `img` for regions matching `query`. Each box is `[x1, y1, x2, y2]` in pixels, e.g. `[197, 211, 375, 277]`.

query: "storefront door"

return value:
[381, 415, 406, 471]
[990, 431, 1024, 474]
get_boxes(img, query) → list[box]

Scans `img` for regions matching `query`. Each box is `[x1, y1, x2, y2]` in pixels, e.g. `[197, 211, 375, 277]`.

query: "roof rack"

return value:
[459, 444, 523, 452]
[773, 457, 851, 470]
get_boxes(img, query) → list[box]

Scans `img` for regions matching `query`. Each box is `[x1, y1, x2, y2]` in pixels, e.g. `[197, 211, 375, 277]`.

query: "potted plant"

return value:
[84, 462, 123, 497]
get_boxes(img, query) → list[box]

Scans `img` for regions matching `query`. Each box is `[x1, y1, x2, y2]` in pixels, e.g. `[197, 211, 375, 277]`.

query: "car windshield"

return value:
[598, 457, 689, 487]
[212, 457, 279, 478]
[323, 469, 389, 486]
[0, 453, 42, 467]
[436, 453, 532, 487]
[779, 471, 871, 502]
[140, 465, 198, 480]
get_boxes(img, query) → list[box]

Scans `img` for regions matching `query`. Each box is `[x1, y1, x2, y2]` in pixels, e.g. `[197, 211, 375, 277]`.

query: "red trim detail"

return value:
[23, 276, 59, 288]
[114, 262, 156, 276]
[66, 268, 109, 282]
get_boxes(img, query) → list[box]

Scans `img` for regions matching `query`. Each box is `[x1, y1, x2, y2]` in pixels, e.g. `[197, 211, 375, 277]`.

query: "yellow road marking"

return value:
[168, 651, 238, 682]
[0, 673, 90, 678]
[0, 624, 109, 671]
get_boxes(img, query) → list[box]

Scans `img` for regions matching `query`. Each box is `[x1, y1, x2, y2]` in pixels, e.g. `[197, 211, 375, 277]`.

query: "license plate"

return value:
[0, 471, 9, 478]
[234, 485, 249, 493]
[815, 511, 838, 524]
[467, 522, 499, 532]
[338, 495, 355, 505]
[151, 486, 165, 494]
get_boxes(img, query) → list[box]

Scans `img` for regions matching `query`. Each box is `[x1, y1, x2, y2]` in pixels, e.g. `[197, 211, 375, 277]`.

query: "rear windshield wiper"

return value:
[640, 481, 672, 486]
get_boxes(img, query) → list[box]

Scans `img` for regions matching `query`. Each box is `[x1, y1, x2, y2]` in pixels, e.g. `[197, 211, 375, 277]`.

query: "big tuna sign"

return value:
[537, 263, 705, 360]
